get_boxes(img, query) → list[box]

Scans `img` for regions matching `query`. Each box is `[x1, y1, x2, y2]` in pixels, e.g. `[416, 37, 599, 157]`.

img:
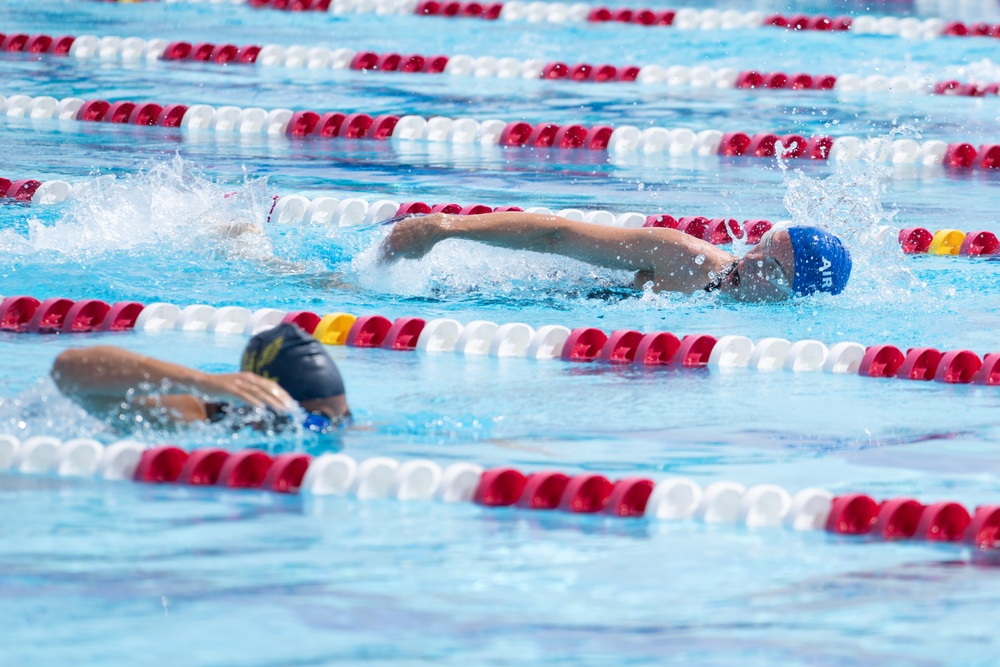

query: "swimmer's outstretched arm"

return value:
[380, 212, 732, 291]
[52, 346, 296, 422]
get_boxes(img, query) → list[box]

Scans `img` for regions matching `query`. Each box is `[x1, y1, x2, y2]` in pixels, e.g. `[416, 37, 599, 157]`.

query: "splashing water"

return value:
[351, 153, 924, 311]
[349, 227, 635, 305]
[780, 154, 921, 306]
[0, 156, 278, 263]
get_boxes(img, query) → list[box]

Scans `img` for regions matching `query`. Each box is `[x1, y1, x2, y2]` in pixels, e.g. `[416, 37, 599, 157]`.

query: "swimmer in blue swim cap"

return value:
[51, 323, 350, 433]
[381, 211, 851, 302]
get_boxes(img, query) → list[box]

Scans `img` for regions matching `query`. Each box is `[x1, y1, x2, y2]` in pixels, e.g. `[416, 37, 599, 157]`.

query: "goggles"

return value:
[731, 232, 794, 297]
[303, 411, 351, 435]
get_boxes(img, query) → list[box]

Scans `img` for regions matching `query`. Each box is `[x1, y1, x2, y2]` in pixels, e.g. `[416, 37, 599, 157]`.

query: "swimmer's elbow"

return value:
[51, 347, 117, 396]
[529, 223, 566, 253]
[51, 349, 88, 394]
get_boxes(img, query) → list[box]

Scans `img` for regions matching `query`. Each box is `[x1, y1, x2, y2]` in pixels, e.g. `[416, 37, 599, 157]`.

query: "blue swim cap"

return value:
[786, 226, 852, 296]
[241, 323, 345, 403]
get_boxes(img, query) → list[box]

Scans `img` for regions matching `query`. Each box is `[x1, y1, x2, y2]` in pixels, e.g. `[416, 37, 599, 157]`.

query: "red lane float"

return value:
[967, 506, 1000, 547]
[26, 297, 75, 333]
[561, 327, 609, 361]
[825, 493, 879, 534]
[898, 347, 942, 381]
[281, 310, 321, 334]
[976, 354, 1000, 385]
[134, 446, 190, 483]
[59, 299, 111, 333]
[899, 228, 934, 254]
[675, 334, 717, 367]
[634, 332, 680, 365]
[873, 498, 924, 539]
[262, 453, 312, 493]
[517, 471, 570, 509]
[6, 179, 41, 201]
[217, 450, 274, 488]
[677, 216, 709, 238]
[179, 448, 230, 485]
[474, 467, 527, 506]
[934, 350, 982, 384]
[0, 296, 41, 332]
[603, 478, 654, 517]
[858, 345, 905, 378]
[598, 329, 643, 363]
[99, 301, 144, 331]
[381, 317, 426, 350]
[744, 220, 774, 244]
[916, 502, 971, 541]
[558, 474, 614, 513]
[346, 315, 393, 348]
[959, 231, 1000, 256]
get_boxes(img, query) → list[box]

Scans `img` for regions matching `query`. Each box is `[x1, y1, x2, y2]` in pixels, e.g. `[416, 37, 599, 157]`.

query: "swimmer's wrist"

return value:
[184, 368, 213, 393]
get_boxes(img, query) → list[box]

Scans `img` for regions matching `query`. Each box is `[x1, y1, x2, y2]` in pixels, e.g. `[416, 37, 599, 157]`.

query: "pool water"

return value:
[3, 0, 1000, 664]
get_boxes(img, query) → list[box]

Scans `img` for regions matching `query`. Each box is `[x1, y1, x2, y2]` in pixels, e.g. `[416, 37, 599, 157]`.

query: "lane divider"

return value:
[2, 434, 998, 548]
[147, 0, 999, 43]
[5, 173, 997, 258]
[0, 176, 72, 204]
[3, 31, 998, 98]
[4, 91, 999, 168]
[899, 227, 1000, 255]
[267, 195, 1000, 258]
[5, 294, 1000, 386]
[0, 297, 143, 333]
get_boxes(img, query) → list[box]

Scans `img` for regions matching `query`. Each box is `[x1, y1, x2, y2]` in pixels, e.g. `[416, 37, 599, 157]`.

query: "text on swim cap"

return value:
[819, 257, 833, 288]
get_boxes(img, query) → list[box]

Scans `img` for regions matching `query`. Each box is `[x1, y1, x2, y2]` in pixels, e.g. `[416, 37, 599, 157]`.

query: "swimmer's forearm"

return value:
[52, 346, 205, 399]
[439, 212, 686, 272]
[442, 212, 566, 252]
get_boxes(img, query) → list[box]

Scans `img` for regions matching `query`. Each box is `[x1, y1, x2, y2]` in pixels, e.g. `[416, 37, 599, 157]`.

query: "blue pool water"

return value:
[4, 0, 1000, 664]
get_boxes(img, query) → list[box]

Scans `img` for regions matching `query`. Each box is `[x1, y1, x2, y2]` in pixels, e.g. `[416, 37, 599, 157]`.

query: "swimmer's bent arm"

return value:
[52, 346, 295, 423]
[382, 212, 722, 288]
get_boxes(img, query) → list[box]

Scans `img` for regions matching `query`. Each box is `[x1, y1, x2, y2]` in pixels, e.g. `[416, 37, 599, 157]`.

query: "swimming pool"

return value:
[3, 0, 1000, 664]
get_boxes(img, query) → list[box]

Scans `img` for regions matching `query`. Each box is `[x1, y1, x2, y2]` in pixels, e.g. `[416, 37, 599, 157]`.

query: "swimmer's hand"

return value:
[192, 371, 297, 414]
[379, 213, 446, 263]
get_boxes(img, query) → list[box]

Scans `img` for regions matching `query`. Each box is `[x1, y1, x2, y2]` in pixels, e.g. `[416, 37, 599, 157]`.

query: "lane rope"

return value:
[2, 434, 998, 548]
[2, 295, 1000, 386]
[81, 1, 1000, 43]
[5, 176, 997, 258]
[1, 31, 997, 98]
[3, 91, 999, 168]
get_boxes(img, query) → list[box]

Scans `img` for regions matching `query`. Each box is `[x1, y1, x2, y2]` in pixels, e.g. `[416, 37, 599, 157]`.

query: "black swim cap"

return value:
[240, 323, 345, 403]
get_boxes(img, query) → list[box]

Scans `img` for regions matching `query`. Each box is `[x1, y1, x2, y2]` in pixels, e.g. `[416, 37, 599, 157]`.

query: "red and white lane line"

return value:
[0, 176, 71, 204]
[112, 0, 1000, 42]
[2, 434, 999, 550]
[4, 91, 1000, 168]
[7, 173, 999, 259]
[1, 31, 998, 98]
[2, 295, 1000, 386]
[8, 174, 999, 258]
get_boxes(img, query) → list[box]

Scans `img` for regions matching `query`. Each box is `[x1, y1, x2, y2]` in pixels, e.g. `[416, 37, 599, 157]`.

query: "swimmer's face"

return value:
[300, 395, 350, 421]
[722, 230, 797, 303]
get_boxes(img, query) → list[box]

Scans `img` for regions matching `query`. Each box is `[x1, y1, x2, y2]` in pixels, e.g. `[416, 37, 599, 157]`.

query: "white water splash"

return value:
[779, 151, 921, 306]
[350, 229, 632, 301]
[0, 156, 278, 262]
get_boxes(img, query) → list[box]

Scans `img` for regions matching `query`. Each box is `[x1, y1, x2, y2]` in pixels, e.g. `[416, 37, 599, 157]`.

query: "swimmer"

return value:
[380, 211, 852, 302]
[51, 323, 350, 434]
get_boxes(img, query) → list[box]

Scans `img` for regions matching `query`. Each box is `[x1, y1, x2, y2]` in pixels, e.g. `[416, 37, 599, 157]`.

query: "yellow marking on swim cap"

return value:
[314, 313, 357, 346]
[242, 334, 284, 375]
[259, 336, 283, 370]
[928, 229, 965, 256]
